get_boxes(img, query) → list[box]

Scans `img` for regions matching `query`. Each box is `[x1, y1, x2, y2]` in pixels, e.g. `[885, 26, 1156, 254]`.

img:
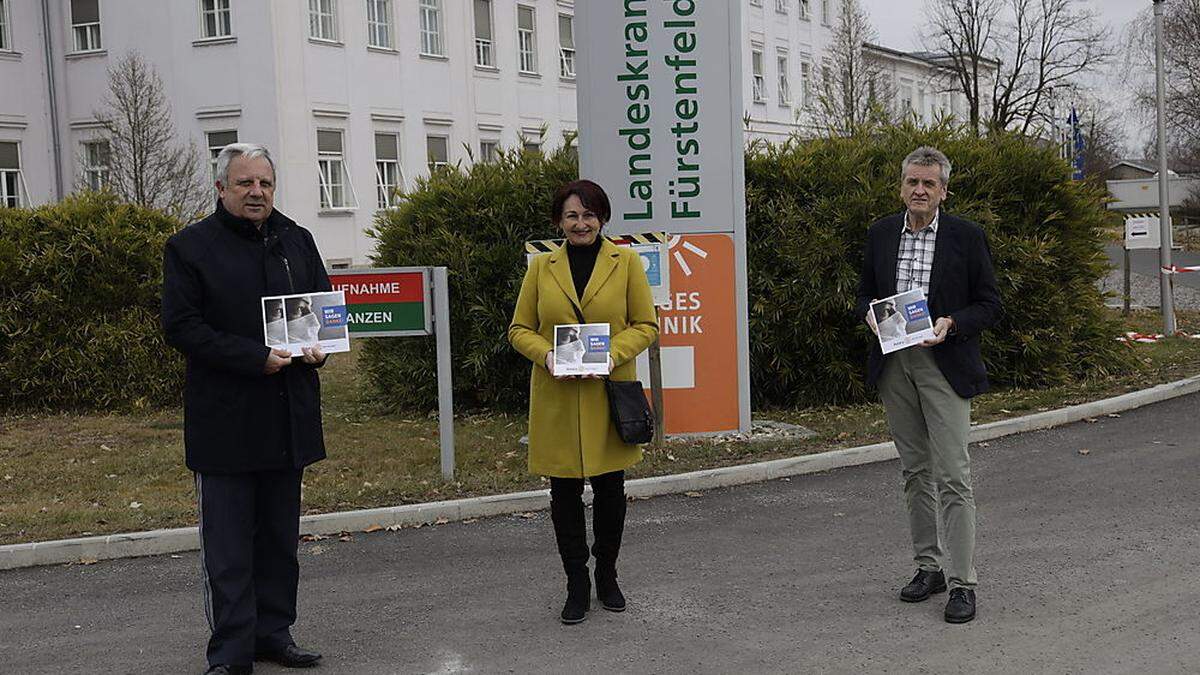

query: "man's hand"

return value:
[865, 301, 880, 336]
[299, 345, 325, 365]
[921, 317, 955, 347]
[264, 348, 292, 375]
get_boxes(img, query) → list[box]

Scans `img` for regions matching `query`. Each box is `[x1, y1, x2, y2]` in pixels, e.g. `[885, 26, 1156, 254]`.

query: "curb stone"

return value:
[4, 373, 1199, 571]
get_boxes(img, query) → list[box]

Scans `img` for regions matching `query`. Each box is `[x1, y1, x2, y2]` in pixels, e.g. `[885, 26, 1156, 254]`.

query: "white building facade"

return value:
[0, 0, 985, 265]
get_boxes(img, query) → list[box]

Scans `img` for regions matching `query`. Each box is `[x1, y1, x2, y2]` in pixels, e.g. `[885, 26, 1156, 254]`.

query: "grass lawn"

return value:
[2, 308, 1199, 547]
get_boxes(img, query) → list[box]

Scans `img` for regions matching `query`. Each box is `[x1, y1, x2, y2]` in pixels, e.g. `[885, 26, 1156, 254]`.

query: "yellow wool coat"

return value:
[508, 239, 659, 478]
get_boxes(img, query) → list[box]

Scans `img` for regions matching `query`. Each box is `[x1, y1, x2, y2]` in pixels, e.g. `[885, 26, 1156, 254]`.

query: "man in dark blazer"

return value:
[162, 143, 330, 674]
[855, 146, 1001, 624]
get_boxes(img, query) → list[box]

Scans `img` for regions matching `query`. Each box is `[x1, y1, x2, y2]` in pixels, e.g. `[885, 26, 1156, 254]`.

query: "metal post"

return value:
[1123, 247, 1131, 316]
[648, 309, 665, 448]
[1154, 0, 1177, 334]
[432, 267, 455, 481]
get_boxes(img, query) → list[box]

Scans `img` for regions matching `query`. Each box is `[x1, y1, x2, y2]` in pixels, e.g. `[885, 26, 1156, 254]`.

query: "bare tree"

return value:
[815, 0, 895, 135]
[92, 51, 210, 221]
[1072, 94, 1126, 180]
[1126, 0, 1200, 154]
[924, 0, 1111, 135]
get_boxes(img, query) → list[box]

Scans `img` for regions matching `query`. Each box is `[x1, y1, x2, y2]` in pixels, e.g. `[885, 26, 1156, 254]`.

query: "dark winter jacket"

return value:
[855, 211, 1002, 399]
[162, 201, 331, 473]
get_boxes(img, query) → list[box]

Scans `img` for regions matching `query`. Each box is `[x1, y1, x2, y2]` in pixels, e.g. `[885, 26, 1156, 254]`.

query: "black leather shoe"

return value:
[561, 574, 592, 624]
[944, 588, 977, 623]
[204, 666, 252, 675]
[255, 643, 322, 668]
[595, 568, 626, 612]
[899, 569, 947, 602]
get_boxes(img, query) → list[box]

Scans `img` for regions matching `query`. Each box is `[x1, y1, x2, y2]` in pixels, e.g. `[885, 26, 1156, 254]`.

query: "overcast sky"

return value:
[859, 0, 1153, 152]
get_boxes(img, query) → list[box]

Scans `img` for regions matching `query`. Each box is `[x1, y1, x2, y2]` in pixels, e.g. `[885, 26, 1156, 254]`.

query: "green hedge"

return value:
[0, 192, 182, 409]
[363, 148, 579, 411]
[366, 125, 1130, 412]
[745, 124, 1130, 406]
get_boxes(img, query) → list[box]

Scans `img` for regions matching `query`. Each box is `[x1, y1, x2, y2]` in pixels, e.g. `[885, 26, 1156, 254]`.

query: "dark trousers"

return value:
[549, 471, 627, 581]
[195, 469, 303, 667]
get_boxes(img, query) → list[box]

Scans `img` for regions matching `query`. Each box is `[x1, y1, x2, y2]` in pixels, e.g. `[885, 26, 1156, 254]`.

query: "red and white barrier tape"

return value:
[1162, 265, 1200, 274]
[1117, 331, 1200, 343]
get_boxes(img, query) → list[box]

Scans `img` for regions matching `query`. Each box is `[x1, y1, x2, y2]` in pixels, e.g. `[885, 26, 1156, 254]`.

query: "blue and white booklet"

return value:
[871, 288, 936, 354]
[262, 290, 351, 357]
[553, 323, 611, 376]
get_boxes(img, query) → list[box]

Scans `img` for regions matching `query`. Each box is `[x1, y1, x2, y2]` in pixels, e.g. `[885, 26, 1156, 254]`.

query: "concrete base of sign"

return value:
[5, 374, 1200, 571]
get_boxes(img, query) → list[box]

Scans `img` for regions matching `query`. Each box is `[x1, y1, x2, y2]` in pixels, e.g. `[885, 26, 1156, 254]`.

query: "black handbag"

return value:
[571, 304, 655, 444]
[605, 378, 655, 444]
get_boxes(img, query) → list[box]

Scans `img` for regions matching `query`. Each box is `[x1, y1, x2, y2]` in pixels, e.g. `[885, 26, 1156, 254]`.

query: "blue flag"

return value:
[1069, 107, 1085, 180]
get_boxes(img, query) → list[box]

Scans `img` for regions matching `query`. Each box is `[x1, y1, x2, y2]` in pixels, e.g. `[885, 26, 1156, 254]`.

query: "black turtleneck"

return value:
[566, 237, 602, 301]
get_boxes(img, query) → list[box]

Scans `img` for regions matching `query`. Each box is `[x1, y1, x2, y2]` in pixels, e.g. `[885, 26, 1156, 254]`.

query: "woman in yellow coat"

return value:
[508, 179, 658, 624]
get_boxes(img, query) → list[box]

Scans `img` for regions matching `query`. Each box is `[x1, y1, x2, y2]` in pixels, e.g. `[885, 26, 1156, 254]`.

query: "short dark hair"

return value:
[550, 179, 611, 225]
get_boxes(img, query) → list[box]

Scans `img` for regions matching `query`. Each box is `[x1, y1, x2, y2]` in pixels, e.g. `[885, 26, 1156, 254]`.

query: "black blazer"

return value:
[162, 202, 331, 473]
[855, 211, 1002, 399]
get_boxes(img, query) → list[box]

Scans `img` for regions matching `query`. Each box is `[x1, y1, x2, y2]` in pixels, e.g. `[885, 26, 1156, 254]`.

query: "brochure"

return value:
[871, 288, 936, 354]
[553, 323, 611, 376]
[262, 290, 351, 357]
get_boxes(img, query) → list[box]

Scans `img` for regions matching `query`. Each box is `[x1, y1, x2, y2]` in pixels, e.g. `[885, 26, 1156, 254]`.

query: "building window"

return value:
[419, 0, 444, 56]
[206, 130, 238, 182]
[82, 140, 110, 191]
[309, 0, 338, 41]
[751, 47, 765, 102]
[199, 0, 232, 39]
[821, 0, 830, 25]
[799, 60, 812, 107]
[71, 0, 102, 52]
[426, 135, 449, 172]
[918, 86, 928, 121]
[798, 0, 809, 20]
[776, 0, 788, 14]
[374, 132, 403, 208]
[558, 14, 575, 79]
[474, 0, 494, 67]
[0, 141, 22, 207]
[900, 80, 914, 114]
[317, 129, 355, 209]
[0, 0, 11, 51]
[479, 140, 498, 163]
[517, 5, 537, 74]
[777, 53, 790, 105]
[523, 137, 541, 155]
[366, 0, 393, 49]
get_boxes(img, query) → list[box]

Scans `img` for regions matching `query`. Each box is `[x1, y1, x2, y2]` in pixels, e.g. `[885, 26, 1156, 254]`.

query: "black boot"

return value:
[590, 471, 627, 612]
[550, 478, 591, 624]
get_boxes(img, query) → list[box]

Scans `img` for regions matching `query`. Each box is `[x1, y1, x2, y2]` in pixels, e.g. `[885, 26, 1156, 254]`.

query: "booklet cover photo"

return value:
[553, 323, 611, 376]
[870, 289, 936, 354]
[262, 290, 351, 357]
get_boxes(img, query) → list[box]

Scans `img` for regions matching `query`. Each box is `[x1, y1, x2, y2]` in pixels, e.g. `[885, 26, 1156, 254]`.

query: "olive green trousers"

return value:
[878, 346, 977, 590]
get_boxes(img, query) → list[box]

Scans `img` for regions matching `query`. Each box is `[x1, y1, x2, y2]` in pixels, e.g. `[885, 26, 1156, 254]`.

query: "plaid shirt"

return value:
[896, 210, 939, 294]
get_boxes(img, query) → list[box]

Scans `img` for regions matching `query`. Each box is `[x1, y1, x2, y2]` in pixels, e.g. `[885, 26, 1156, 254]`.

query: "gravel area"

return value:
[1100, 269, 1200, 310]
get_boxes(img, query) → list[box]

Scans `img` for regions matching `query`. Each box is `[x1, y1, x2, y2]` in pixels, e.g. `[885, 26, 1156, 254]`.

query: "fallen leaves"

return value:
[128, 501, 142, 509]
[363, 524, 384, 533]
[1078, 448, 1091, 456]
[684, 491, 703, 498]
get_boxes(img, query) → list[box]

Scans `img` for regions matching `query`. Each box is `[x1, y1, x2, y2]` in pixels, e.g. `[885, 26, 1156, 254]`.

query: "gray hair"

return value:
[215, 143, 276, 186]
[901, 146, 952, 186]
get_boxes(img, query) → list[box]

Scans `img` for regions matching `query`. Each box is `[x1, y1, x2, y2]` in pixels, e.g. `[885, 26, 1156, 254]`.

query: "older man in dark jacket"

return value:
[856, 146, 1001, 625]
[162, 143, 330, 675]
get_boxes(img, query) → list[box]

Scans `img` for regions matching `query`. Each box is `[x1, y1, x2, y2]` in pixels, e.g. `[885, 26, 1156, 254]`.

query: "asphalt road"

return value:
[3, 394, 1200, 674]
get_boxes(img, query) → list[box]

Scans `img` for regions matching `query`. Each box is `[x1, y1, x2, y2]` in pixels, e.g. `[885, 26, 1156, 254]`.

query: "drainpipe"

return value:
[41, 0, 64, 201]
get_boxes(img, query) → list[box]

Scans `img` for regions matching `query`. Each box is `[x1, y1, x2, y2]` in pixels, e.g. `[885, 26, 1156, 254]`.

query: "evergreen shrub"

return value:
[366, 125, 1129, 411]
[0, 192, 182, 409]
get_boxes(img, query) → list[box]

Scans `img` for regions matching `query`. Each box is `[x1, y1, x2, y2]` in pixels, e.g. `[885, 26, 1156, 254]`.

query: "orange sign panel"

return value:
[637, 233, 740, 434]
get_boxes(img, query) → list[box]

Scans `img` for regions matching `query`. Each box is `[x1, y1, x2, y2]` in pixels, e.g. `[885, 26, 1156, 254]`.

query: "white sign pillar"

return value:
[575, 0, 751, 434]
